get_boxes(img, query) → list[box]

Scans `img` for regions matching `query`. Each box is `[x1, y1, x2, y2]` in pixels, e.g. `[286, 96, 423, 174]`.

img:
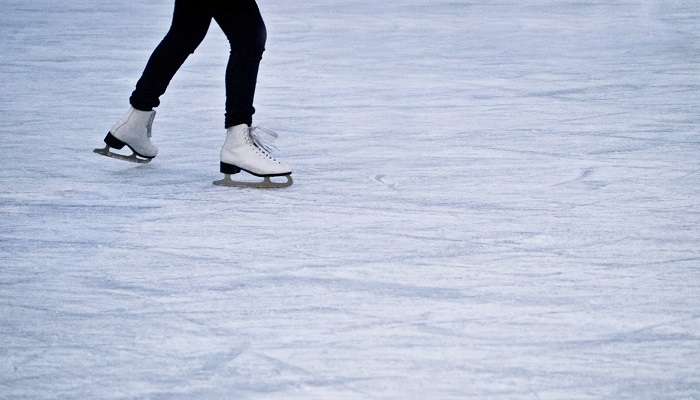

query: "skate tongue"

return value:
[249, 126, 279, 154]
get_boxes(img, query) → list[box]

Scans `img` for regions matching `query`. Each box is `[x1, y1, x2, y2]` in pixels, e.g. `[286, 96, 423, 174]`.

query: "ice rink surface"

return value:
[1, 0, 699, 398]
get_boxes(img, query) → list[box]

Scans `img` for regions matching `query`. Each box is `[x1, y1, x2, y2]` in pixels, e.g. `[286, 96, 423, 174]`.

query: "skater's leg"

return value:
[129, 0, 213, 111]
[212, 0, 267, 128]
[211, 1, 292, 187]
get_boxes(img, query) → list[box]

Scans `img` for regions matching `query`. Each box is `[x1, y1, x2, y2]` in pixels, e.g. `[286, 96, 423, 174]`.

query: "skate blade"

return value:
[93, 146, 152, 164]
[213, 174, 293, 189]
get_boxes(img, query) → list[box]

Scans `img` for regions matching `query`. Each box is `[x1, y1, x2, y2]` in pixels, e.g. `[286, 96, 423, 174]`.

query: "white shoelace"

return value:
[146, 112, 156, 138]
[249, 126, 280, 156]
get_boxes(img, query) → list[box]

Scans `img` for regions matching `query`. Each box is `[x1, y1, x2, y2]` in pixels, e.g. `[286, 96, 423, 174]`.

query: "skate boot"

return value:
[94, 107, 158, 163]
[213, 124, 293, 189]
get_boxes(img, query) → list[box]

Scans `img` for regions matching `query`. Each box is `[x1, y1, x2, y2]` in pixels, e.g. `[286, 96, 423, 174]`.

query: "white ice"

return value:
[1, 0, 699, 398]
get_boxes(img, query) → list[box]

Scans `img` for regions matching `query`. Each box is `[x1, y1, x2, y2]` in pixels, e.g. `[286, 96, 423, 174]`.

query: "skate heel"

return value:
[94, 132, 153, 164]
[220, 162, 242, 175]
[104, 132, 126, 149]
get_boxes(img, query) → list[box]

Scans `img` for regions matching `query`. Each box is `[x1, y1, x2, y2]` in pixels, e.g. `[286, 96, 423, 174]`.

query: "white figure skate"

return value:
[94, 107, 158, 163]
[213, 124, 293, 189]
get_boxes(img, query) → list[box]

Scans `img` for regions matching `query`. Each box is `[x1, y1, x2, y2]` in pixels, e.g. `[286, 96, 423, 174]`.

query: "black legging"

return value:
[129, 0, 266, 128]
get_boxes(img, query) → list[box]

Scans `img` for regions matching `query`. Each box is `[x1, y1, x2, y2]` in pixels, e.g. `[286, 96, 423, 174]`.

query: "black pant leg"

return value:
[130, 0, 213, 111]
[212, 0, 267, 127]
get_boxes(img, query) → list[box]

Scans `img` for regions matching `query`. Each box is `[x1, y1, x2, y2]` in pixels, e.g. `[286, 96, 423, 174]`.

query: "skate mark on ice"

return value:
[342, 312, 478, 339]
[82, 276, 174, 297]
[0, 374, 59, 389]
[556, 111, 629, 124]
[250, 351, 314, 376]
[249, 351, 378, 396]
[587, 141, 664, 156]
[525, 83, 644, 100]
[515, 314, 700, 350]
[675, 168, 700, 181]
[469, 144, 586, 161]
[371, 174, 398, 190]
[551, 167, 596, 187]
[259, 275, 472, 301]
[194, 349, 246, 377]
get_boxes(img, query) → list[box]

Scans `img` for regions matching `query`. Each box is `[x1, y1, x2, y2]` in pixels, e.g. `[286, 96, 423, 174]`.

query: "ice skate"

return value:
[213, 124, 293, 189]
[94, 107, 158, 163]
